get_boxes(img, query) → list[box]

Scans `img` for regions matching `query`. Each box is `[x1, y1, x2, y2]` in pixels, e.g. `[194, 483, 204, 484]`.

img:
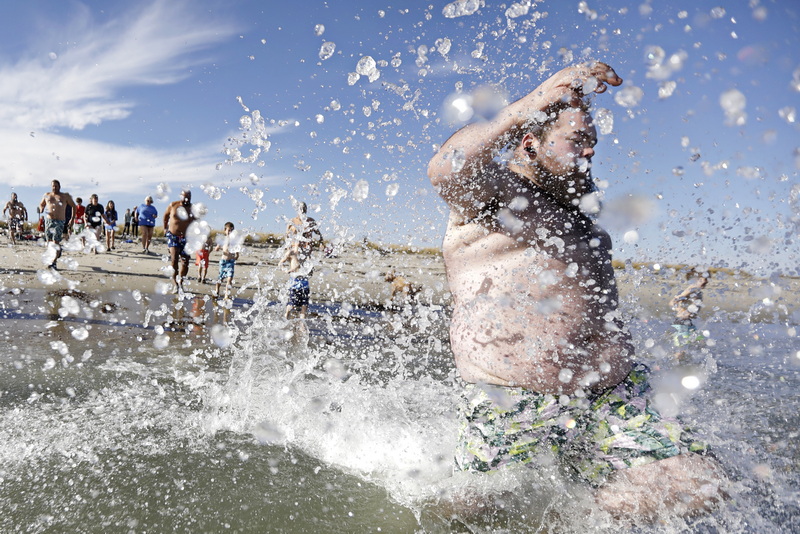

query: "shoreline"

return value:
[1, 236, 798, 324]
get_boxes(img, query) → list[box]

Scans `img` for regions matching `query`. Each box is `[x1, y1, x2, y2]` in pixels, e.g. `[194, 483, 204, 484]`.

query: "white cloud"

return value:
[0, 128, 230, 194]
[0, 0, 245, 195]
[0, 0, 236, 131]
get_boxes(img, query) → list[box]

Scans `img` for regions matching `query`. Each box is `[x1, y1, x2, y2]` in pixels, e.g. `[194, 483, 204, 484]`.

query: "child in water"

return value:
[213, 222, 238, 299]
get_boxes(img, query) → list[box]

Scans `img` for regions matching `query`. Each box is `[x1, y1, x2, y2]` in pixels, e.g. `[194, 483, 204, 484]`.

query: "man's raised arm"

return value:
[427, 62, 621, 217]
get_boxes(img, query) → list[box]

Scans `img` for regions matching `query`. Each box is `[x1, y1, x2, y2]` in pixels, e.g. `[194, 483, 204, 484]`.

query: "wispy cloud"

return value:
[0, 0, 236, 131]
[0, 0, 245, 194]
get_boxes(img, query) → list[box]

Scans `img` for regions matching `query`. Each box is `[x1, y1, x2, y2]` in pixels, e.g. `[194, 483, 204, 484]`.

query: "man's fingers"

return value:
[592, 62, 623, 86]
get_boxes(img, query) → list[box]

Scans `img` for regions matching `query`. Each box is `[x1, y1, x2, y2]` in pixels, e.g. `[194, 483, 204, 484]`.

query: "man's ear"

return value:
[521, 133, 540, 158]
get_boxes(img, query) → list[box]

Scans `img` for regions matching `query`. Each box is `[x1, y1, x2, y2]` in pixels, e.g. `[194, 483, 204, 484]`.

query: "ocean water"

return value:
[0, 285, 798, 533]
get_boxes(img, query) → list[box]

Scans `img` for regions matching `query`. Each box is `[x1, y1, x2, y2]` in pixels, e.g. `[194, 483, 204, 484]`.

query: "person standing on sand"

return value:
[131, 206, 139, 239]
[428, 62, 725, 521]
[670, 271, 709, 348]
[38, 180, 77, 270]
[122, 208, 132, 237]
[3, 193, 28, 245]
[104, 200, 118, 251]
[138, 196, 158, 254]
[84, 194, 106, 254]
[163, 190, 196, 293]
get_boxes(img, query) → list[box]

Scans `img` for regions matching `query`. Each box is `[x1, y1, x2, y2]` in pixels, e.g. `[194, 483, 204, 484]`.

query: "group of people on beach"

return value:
[9, 183, 325, 314]
[4, 186, 159, 256]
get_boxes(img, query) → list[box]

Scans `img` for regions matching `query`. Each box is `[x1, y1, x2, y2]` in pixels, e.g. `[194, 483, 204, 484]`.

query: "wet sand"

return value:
[1, 235, 798, 323]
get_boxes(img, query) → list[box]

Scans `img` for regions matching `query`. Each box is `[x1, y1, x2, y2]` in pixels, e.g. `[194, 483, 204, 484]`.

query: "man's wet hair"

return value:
[525, 98, 591, 142]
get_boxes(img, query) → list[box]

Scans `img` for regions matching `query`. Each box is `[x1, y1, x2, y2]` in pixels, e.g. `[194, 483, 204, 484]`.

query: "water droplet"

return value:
[450, 149, 466, 172]
[211, 324, 233, 348]
[658, 81, 677, 99]
[720, 89, 747, 125]
[435, 38, 452, 56]
[314, 24, 325, 36]
[623, 230, 639, 244]
[595, 108, 614, 135]
[356, 56, 377, 76]
[154, 334, 170, 349]
[710, 6, 726, 19]
[614, 86, 644, 108]
[385, 183, 399, 197]
[778, 106, 796, 124]
[353, 180, 369, 202]
[319, 41, 336, 61]
[558, 368, 574, 383]
[442, 0, 482, 18]
[71, 327, 89, 341]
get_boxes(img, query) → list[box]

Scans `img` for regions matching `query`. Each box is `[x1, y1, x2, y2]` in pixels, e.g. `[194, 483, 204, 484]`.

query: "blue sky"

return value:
[1, 0, 798, 275]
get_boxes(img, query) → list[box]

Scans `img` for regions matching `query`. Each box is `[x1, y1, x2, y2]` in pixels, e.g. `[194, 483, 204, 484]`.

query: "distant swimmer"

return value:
[39, 180, 77, 270]
[279, 238, 312, 320]
[670, 271, 709, 348]
[384, 270, 420, 303]
[163, 190, 196, 294]
[282, 201, 323, 263]
[3, 192, 28, 245]
[428, 62, 726, 521]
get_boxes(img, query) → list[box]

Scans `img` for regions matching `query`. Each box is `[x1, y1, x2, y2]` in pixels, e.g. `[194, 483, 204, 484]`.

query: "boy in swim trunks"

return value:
[428, 62, 725, 520]
[196, 234, 212, 284]
[213, 222, 238, 299]
[670, 272, 709, 347]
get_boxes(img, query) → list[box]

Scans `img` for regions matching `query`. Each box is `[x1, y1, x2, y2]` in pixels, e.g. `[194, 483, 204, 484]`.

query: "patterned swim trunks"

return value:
[165, 231, 189, 258]
[288, 276, 310, 307]
[671, 323, 705, 347]
[454, 363, 708, 486]
[44, 219, 66, 243]
[218, 259, 235, 280]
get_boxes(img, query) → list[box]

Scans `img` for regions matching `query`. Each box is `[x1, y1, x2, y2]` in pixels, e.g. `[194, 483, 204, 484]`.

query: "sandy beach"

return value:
[1, 234, 798, 323]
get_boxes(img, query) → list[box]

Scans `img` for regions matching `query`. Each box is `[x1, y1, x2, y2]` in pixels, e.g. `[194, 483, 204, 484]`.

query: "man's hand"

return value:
[537, 61, 623, 103]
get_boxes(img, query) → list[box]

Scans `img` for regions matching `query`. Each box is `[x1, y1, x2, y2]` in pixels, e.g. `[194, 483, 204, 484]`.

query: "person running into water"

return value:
[84, 194, 107, 254]
[213, 222, 238, 299]
[428, 62, 725, 522]
[196, 233, 212, 284]
[163, 190, 196, 294]
[280, 201, 323, 265]
[38, 180, 77, 270]
[670, 270, 709, 350]
[3, 193, 28, 245]
[72, 197, 86, 246]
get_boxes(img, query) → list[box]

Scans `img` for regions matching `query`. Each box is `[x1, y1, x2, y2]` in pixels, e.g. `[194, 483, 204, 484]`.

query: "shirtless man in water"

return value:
[39, 180, 77, 269]
[163, 190, 197, 293]
[429, 62, 725, 520]
[3, 193, 28, 245]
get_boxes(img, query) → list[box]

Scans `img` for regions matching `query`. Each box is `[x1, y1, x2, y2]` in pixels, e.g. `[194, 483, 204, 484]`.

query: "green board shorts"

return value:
[44, 219, 66, 243]
[454, 363, 709, 486]
[671, 323, 705, 347]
